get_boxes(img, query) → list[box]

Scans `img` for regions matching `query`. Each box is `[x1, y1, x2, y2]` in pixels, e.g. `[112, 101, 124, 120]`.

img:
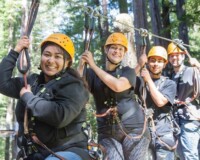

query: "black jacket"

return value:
[0, 49, 89, 150]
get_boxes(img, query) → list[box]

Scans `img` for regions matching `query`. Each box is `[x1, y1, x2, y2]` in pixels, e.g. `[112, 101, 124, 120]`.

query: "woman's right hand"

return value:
[14, 36, 30, 53]
[81, 50, 96, 69]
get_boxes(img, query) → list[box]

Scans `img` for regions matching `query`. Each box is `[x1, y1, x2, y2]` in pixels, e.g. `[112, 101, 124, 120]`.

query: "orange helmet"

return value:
[148, 46, 168, 62]
[40, 33, 75, 59]
[167, 42, 185, 55]
[105, 32, 128, 51]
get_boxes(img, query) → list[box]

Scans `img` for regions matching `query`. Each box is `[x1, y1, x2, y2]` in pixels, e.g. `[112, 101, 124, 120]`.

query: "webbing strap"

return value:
[32, 135, 66, 160]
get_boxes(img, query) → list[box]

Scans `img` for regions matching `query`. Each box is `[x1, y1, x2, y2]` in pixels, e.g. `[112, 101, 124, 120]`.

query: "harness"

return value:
[145, 76, 179, 151]
[174, 66, 200, 120]
[95, 65, 147, 140]
[19, 76, 66, 160]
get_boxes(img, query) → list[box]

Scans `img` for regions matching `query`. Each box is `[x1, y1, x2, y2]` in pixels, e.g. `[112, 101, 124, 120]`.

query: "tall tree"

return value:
[118, 0, 128, 13]
[161, 0, 171, 48]
[176, 0, 189, 46]
[132, 0, 149, 58]
[149, 0, 163, 45]
[114, 13, 137, 68]
[98, 0, 109, 64]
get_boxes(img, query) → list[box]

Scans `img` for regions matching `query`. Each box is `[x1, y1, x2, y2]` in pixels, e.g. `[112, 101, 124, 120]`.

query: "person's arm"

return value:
[79, 50, 132, 92]
[189, 57, 200, 68]
[141, 68, 168, 107]
[0, 37, 30, 98]
[77, 56, 85, 77]
[134, 53, 147, 75]
[20, 77, 89, 128]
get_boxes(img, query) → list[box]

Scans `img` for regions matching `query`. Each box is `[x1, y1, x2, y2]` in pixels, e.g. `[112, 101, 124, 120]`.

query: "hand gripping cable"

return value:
[82, 7, 99, 77]
[16, 1, 66, 159]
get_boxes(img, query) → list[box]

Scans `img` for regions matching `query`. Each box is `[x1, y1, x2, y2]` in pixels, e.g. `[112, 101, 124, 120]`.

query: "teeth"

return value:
[47, 66, 56, 69]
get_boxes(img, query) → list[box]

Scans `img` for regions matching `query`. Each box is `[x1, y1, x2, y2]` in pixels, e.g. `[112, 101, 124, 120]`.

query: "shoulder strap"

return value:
[35, 77, 61, 96]
[156, 76, 167, 90]
[176, 66, 187, 92]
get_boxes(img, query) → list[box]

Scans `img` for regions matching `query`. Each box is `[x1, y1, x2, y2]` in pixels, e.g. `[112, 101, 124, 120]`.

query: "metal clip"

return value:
[139, 28, 148, 37]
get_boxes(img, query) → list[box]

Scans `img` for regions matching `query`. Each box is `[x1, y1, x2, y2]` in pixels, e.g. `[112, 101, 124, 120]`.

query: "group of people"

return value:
[0, 31, 199, 160]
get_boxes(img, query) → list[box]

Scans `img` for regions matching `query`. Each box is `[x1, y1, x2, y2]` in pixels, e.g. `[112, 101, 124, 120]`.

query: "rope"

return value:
[149, 116, 178, 151]
[17, 1, 66, 159]
[32, 135, 66, 160]
[17, 0, 40, 136]
[82, 7, 97, 77]
[95, 106, 147, 140]
[73, 5, 198, 50]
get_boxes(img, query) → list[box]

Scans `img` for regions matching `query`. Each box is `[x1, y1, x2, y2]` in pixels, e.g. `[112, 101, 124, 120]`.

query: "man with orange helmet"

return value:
[0, 33, 90, 160]
[135, 46, 177, 160]
[78, 32, 150, 159]
[167, 42, 200, 160]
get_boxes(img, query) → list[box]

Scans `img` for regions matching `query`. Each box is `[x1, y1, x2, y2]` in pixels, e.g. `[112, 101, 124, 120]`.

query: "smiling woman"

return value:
[78, 32, 150, 159]
[0, 33, 90, 160]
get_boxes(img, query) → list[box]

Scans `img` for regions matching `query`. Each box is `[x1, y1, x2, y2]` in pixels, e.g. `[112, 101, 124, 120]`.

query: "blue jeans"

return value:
[176, 119, 200, 160]
[45, 151, 82, 160]
[156, 148, 174, 160]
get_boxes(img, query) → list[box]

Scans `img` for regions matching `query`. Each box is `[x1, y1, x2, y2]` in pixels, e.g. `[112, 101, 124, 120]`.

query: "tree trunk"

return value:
[149, 0, 163, 45]
[114, 13, 137, 68]
[176, 0, 189, 47]
[161, 0, 171, 48]
[132, 0, 149, 58]
[95, 0, 109, 65]
[118, 0, 128, 13]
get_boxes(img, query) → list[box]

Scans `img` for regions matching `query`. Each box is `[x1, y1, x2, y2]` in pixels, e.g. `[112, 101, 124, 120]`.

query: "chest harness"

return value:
[20, 76, 66, 160]
[94, 65, 147, 140]
[173, 66, 200, 120]
[144, 76, 179, 151]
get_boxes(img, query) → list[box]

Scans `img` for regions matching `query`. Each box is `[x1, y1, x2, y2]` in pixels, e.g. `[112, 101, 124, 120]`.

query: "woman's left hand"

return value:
[20, 85, 32, 97]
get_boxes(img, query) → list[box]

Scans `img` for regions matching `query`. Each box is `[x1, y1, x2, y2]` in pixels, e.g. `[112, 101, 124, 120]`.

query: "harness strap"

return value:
[26, 76, 65, 159]
[149, 116, 178, 151]
[176, 67, 200, 120]
[146, 76, 179, 150]
[32, 135, 66, 160]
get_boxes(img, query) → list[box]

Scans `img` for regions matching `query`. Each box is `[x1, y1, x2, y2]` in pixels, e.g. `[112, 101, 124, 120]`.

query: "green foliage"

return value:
[0, 137, 5, 159]
[185, 0, 200, 26]
[0, 0, 200, 157]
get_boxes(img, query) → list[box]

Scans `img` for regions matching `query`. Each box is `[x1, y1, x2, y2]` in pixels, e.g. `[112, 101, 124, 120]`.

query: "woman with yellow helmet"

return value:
[0, 33, 90, 160]
[78, 32, 150, 159]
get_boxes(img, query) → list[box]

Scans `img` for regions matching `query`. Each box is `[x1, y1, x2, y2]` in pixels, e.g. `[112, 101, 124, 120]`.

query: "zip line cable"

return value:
[65, 1, 199, 50]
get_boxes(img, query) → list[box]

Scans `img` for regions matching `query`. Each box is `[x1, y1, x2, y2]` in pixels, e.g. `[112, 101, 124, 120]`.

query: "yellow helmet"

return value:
[40, 33, 75, 59]
[105, 32, 128, 51]
[148, 46, 168, 62]
[167, 42, 185, 55]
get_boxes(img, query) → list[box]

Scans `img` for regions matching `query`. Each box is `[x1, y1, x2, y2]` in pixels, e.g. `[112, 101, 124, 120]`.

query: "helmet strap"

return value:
[106, 55, 121, 65]
[55, 54, 67, 77]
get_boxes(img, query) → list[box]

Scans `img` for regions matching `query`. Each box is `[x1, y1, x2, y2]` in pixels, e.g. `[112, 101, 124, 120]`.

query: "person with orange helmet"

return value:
[78, 32, 150, 159]
[0, 33, 90, 160]
[167, 42, 200, 160]
[135, 46, 177, 160]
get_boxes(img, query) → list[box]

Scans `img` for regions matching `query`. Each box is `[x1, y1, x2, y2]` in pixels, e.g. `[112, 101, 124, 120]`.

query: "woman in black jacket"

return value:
[0, 33, 90, 160]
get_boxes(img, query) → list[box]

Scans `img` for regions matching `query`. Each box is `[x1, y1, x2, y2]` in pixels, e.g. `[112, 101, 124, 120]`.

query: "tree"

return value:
[118, 0, 128, 13]
[161, 0, 171, 48]
[132, 0, 149, 58]
[176, 0, 189, 46]
[149, 0, 163, 45]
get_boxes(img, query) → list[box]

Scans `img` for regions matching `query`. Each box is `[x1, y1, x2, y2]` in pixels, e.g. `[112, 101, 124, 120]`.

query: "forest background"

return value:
[0, 0, 199, 159]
